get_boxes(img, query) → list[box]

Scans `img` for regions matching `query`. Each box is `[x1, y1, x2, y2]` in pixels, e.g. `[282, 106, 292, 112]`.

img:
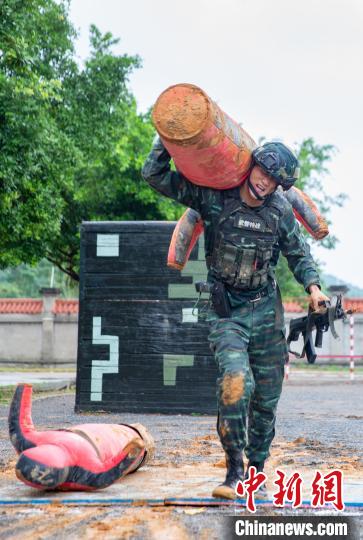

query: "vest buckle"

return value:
[249, 292, 262, 303]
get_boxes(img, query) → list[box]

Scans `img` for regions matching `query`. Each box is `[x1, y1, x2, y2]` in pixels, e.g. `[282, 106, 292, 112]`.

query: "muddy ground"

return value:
[0, 376, 362, 539]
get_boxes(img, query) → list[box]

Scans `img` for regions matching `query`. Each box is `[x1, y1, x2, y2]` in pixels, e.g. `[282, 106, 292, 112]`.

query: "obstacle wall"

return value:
[75, 221, 218, 414]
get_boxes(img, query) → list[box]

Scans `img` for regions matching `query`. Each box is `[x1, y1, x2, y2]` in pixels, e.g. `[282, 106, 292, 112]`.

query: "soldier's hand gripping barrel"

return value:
[152, 83, 257, 189]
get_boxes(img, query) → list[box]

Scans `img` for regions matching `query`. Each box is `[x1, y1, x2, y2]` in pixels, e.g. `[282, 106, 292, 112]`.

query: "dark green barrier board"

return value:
[75, 221, 218, 414]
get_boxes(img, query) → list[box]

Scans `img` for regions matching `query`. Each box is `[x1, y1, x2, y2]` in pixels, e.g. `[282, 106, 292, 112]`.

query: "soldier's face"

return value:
[249, 166, 278, 198]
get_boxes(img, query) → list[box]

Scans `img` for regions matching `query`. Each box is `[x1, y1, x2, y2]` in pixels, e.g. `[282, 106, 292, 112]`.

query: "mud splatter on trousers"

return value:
[208, 287, 288, 464]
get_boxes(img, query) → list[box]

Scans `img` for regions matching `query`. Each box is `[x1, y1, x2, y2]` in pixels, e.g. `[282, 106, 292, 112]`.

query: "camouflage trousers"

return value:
[208, 287, 288, 464]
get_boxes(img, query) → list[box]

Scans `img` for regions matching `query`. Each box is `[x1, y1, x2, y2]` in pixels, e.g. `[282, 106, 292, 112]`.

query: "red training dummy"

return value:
[8, 384, 154, 491]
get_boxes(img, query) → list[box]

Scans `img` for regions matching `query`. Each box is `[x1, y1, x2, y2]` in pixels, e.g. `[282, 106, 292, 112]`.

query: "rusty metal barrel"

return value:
[152, 83, 257, 189]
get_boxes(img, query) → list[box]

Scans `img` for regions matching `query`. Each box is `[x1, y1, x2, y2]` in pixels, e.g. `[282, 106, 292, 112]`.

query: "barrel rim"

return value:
[152, 83, 211, 143]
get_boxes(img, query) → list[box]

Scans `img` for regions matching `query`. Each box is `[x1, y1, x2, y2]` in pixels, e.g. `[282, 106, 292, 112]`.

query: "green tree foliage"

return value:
[0, 259, 78, 297]
[48, 26, 182, 280]
[0, 1, 179, 282]
[0, 0, 77, 267]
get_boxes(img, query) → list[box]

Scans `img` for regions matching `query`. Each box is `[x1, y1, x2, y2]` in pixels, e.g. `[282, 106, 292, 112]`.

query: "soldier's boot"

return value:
[245, 461, 268, 499]
[212, 450, 244, 499]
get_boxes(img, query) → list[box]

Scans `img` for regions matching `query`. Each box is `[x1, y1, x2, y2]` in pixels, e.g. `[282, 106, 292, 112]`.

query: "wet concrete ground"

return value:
[0, 375, 362, 538]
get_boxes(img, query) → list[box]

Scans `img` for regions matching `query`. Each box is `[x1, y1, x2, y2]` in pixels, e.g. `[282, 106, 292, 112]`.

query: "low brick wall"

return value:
[0, 290, 78, 366]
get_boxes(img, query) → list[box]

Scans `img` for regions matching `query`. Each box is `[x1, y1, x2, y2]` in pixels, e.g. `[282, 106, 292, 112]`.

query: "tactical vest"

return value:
[209, 191, 283, 290]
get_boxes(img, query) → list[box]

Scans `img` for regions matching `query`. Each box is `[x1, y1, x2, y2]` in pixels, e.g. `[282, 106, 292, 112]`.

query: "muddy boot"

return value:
[245, 461, 268, 499]
[212, 450, 244, 499]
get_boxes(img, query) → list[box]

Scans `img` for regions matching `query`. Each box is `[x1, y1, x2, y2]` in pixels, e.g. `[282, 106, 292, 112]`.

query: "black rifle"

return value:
[286, 295, 353, 364]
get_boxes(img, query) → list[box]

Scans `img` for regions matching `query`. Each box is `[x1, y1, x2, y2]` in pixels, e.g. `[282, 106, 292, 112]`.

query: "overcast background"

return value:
[70, 0, 363, 288]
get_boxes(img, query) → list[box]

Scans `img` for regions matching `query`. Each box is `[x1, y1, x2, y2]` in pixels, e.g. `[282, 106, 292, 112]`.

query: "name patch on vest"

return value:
[236, 217, 262, 230]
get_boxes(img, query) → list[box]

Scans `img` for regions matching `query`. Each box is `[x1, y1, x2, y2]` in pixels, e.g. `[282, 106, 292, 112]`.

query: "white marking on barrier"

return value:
[96, 234, 119, 257]
[163, 355, 194, 386]
[182, 307, 198, 323]
[91, 317, 119, 401]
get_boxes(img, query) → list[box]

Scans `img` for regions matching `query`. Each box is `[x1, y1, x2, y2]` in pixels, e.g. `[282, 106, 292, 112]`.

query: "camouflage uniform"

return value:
[142, 138, 320, 464]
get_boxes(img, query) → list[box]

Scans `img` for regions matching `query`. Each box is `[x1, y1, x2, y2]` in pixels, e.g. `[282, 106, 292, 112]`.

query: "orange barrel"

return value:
[152, 83, 257, 189]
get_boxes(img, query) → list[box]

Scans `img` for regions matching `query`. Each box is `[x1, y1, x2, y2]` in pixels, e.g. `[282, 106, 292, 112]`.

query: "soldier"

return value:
[142, 138, 329, 499]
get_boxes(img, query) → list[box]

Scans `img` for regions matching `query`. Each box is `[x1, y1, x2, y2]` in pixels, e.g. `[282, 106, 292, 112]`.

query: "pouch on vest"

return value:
[215, 243, 238, 282]
[236, 248, 257, 288]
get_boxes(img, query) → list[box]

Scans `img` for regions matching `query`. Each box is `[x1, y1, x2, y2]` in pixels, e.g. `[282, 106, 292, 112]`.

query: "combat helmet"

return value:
[252, 142, 300, 191]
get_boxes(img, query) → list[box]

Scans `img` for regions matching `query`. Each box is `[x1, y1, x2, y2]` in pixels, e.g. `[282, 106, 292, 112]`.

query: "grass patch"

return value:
[0, 366, 75, 373]
[0, 386, 16, 405]
[0, 385, 75, 406]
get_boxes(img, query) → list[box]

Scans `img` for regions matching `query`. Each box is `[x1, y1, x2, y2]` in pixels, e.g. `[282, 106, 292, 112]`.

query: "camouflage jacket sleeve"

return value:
[278, 201, 321, 292]
[141, 137, 208, 214]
